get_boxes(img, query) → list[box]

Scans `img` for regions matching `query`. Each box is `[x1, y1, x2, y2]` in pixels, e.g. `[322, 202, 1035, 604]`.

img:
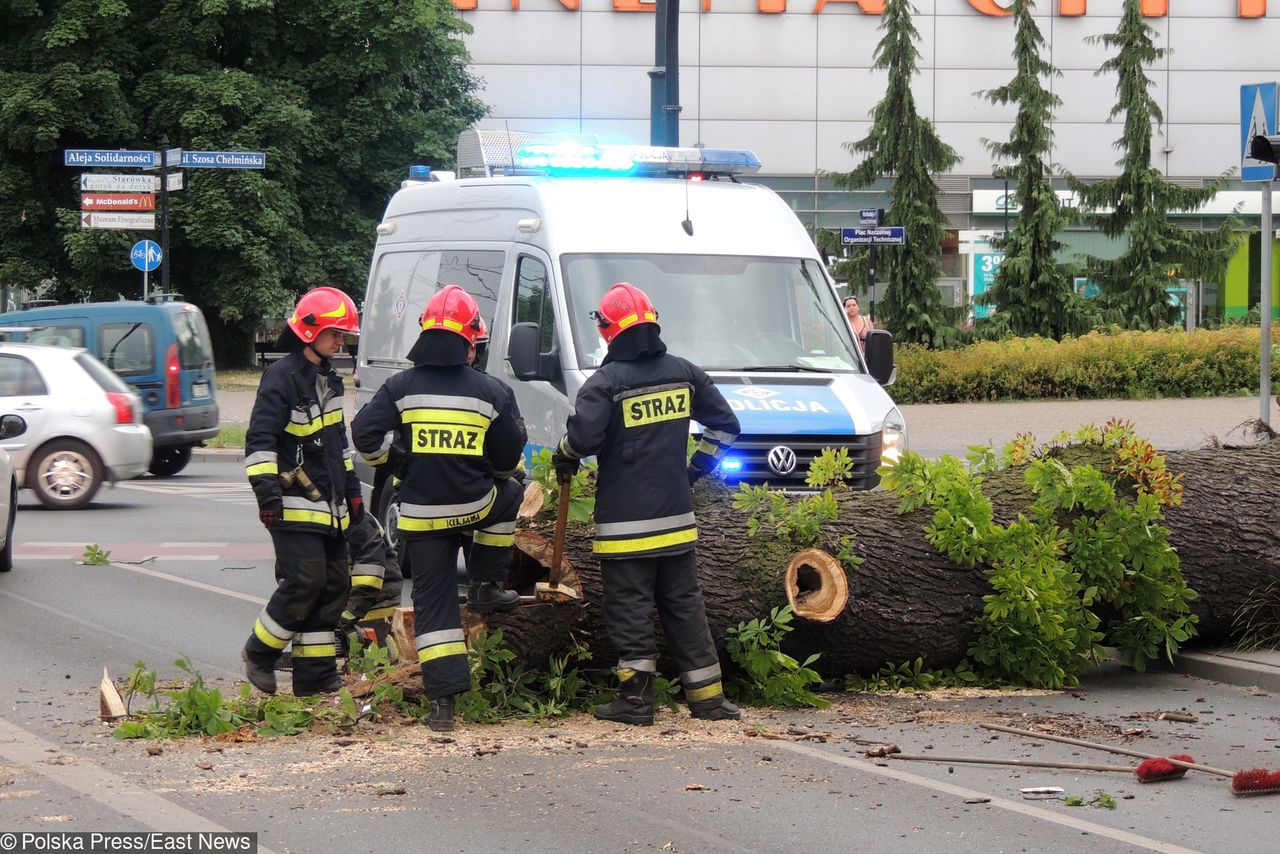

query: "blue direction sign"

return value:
[130, 240, 162, 272]
[1241, 82, 1278, 182]
[859, 208, 882, 226]
[64, 149, 157, 169]
[181, 151, 266, 170]
[842, 226, 906, 246]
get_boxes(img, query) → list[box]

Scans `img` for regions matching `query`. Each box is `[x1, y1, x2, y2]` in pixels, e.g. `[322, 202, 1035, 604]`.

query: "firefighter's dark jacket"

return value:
[351, 362, 526, 539]
[558, 326, 740, 558]
[243, 351, 361, 533]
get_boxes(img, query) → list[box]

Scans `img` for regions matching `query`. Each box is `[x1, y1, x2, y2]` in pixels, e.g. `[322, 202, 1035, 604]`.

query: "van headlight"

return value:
[881, 410, 907, 464]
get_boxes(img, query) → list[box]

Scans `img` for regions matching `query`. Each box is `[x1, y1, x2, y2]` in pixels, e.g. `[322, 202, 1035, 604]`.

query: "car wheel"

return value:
[0, 479, 15, 572]
[31, 440, 102, 510]
[148, 445, 193, 477]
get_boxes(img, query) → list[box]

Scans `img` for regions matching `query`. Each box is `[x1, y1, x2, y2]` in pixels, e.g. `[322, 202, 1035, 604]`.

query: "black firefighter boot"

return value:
[426, 694, 456, 732]
[467, 581, 519, 612]
[689, 693, 742, 721]
[241, 647, 278, 695]
[594, 671, 655, 726]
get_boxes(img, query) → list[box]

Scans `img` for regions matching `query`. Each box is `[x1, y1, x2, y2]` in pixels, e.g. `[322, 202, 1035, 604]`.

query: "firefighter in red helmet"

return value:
[553, 282, 742, 725]
[352, 285, 527, 732]
[242, 286, 364, 696]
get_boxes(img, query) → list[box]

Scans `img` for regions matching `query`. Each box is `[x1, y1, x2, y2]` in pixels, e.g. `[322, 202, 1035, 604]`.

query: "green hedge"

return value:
[893, 327, 1266, 404]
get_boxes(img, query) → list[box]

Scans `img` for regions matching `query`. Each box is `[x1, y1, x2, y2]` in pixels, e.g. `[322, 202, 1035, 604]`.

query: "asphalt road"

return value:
[1, 459, 1278, 852]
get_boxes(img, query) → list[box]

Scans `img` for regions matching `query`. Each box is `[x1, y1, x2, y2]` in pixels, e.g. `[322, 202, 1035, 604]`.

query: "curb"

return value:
[1172, 650, 1280, 693]
[194, 448, 243, 463]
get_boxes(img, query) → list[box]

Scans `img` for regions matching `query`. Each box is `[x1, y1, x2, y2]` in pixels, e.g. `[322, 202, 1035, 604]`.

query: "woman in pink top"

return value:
[844, 295, 874, 346]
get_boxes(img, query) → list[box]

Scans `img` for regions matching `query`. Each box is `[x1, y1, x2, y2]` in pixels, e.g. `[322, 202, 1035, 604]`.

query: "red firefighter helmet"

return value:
[591, 282, 658, 345]
[287, 287, 360, 342]
[420, 285, 484, 345]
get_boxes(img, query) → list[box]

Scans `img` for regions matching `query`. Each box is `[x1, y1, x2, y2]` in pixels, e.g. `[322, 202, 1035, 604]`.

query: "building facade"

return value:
[457, 0, 1280, 318]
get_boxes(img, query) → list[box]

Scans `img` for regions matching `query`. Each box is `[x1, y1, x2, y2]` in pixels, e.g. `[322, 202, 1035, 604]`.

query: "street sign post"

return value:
[1242, 84, 1280, 427]
[81, 193, 156, 211]
[181, 151, 266, 170]
[64, 150, 157, 169]
[80, 212, 155, 230]
[858, 208, 882, 226]
[131, 240, 163, 300]
[79, 173, 182, 193]
[841, 226, 906, 246]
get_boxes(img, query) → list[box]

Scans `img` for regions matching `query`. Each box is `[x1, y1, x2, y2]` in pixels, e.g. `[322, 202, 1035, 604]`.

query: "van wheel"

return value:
[149, 446, 193, 477]
[373, 476, 405, 571]
[31, 440, 102, 510]
[0, 481, 15, 572]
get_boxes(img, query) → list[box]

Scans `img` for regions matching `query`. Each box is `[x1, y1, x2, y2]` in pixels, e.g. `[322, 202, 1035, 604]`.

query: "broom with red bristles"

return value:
[981, 723, 1280, 796]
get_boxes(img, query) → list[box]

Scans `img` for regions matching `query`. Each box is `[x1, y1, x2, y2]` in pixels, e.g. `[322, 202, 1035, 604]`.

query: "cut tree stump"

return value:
[370, 443, 1280, 680]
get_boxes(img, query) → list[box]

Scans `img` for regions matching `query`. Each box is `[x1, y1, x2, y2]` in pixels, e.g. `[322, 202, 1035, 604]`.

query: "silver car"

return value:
[0, 343, 153, 509]
[0, 414, 22, 569]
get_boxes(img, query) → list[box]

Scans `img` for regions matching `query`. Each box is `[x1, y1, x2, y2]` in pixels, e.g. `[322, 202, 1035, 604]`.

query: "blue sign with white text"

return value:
[130, 240, 162, 272]
[64, 149, 157, 169]
[841, 227, 905, 246]
[181, 151, 267, 170]
[1241, 83, 1278, 182]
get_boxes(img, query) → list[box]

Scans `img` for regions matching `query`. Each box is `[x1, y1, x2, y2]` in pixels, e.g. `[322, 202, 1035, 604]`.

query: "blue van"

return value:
[0, 296, 219, 475]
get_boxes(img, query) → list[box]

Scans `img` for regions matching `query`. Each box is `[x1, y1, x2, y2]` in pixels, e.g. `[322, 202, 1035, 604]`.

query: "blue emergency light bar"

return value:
[511, 141, 761, 178]
[719, 457, 743, 475]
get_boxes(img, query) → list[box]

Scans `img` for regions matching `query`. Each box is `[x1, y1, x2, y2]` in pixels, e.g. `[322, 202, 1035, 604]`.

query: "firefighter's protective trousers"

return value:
[244, 529, 349, 692]
[405, 477, 523, 699]
[600, 550, 725, 703]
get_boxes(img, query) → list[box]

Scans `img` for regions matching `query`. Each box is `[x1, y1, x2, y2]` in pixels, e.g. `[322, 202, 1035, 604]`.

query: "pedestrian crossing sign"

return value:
[1241, 82, 1278, 182]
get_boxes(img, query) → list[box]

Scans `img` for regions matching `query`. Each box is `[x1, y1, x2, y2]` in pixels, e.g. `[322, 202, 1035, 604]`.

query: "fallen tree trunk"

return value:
[383, 444, 1280, 682]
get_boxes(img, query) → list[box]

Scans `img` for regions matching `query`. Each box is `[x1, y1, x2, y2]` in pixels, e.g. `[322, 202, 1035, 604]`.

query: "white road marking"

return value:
[772, 741, 1200, 854]
[160, 542, 229, 547]
[104, 561, 268, 605]
[0, 717, 280, 853]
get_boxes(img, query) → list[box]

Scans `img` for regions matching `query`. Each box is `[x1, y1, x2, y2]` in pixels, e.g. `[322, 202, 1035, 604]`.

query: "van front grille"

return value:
[718, 432, 883, 490]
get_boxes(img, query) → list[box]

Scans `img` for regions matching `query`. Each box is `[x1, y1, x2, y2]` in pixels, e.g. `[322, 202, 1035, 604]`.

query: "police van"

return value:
[355, 129, 906, 527]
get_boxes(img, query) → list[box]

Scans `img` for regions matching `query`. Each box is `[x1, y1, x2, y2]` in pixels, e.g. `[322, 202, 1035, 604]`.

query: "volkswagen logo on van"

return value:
[767, 445, 798, 477]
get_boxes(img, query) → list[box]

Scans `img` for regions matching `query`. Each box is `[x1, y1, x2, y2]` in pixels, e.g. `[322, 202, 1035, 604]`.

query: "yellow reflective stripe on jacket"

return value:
[400, 408, 492, 429]
[363, 605, 397, 621]
[244, 451, 279, 477]
[593, 527, 698, 555]
[344, 456, 355, 471]
[350, 575, 384, 589]
[284, 409, 343, 437]
[398, 489, 496, 533]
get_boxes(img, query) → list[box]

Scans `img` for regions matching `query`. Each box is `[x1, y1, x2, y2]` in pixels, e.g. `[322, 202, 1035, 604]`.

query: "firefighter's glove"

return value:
[348, 495, 365, 524]
[551, 452, 580, 484]
[259, 501, 283, 529]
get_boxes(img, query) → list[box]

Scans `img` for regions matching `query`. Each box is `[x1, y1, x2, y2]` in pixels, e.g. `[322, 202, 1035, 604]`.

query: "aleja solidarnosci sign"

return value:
[451, 0, 1267, 17]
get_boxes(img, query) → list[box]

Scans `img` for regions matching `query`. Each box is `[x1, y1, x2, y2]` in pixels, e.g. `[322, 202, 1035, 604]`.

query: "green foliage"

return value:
[529, 447, 596, 522]
[1066, 791, 1117, 809]
[881, 423, 1198, 688]
[725, 606, 828, 709]
[114, 658, 359, 740]
[82, 544, 111, 566]
[1063, 0, 1237, 330]
[0, 0, 485, 362]
[456, 630, 615, 723]
[893, 326, 1265, 403]
[824, 0, 959, 347]
[845, 658, 979, 693]
[977, 0, 1088, 340]
[345, 640, 392, 677]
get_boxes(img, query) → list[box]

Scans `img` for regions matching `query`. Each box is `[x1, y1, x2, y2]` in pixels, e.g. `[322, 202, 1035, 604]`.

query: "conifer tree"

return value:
[979, 0, 1086, 339]
[1066, 0, 1236, 329]
[827, 0, 959, 347]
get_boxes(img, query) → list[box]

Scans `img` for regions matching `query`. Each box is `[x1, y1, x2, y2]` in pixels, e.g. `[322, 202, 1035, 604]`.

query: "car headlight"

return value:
[881, 410, 907, 463]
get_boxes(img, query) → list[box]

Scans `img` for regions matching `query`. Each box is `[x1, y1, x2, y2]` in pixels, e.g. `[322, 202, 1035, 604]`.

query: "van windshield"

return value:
[561, 254, 863, 372]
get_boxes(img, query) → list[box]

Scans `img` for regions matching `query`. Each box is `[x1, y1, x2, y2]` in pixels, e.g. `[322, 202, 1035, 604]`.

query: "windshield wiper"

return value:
[733, 364, 829, 373]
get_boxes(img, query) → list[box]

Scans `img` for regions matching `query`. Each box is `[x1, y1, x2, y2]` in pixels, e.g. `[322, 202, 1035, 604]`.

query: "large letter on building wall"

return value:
[1055, 1, 1178, 14]
[967, 0, 1011, 14]
[812, 0, 884, 13]
[451, 0, 578, 6]
[1241, 0, 1266, 17]
[613, 0, 654, 9]
[759, 0, 786, 12]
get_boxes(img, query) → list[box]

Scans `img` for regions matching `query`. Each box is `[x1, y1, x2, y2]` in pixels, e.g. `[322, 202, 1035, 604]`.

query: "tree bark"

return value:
[389, 444, 1280, 681]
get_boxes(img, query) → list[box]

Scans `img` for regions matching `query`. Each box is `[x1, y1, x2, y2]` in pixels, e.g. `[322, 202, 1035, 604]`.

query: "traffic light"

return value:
[1250, 135, 1280, 164]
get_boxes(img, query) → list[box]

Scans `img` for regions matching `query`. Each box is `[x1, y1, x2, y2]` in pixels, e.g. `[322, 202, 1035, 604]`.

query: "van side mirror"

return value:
[0, 414, 26, 440]
[863, 329, 895, 386]
[508, 322, 542, 380]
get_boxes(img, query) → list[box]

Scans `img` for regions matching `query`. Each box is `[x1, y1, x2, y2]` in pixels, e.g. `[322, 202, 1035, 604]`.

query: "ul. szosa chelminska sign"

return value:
[451, 0, 1267, 16]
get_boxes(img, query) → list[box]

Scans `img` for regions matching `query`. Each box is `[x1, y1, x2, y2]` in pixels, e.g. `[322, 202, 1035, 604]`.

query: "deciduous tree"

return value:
[826, 0, 959, 347]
